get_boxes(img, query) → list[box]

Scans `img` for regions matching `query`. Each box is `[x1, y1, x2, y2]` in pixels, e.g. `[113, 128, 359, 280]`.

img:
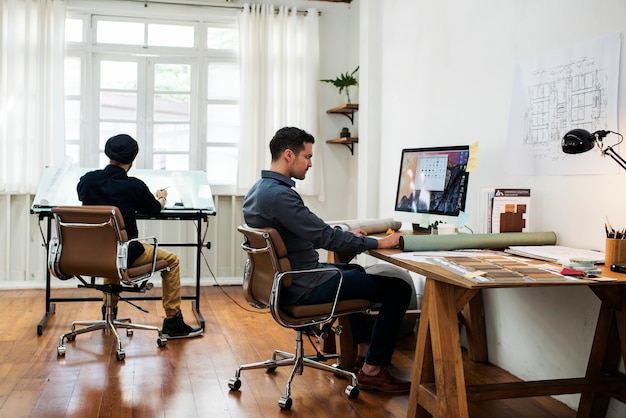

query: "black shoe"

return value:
[162, 311, 203, 339]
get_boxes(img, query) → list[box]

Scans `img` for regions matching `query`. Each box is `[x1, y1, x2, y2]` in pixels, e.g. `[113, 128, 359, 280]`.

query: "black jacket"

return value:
[77, 165, 162, 265]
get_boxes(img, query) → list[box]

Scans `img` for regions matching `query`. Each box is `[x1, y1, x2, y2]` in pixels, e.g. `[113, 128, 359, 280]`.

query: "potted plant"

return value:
[320, 66, 359, 104]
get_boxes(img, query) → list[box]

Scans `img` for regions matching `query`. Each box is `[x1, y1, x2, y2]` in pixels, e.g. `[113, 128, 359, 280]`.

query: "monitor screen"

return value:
[393, 145, 470, 226]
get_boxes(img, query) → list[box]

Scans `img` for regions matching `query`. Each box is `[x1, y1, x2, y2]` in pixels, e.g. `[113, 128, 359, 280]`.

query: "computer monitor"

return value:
[393, 145, 470, 230]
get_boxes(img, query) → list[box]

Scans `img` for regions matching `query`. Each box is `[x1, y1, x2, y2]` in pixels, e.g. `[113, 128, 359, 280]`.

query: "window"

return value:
[64, 10, 239, 192]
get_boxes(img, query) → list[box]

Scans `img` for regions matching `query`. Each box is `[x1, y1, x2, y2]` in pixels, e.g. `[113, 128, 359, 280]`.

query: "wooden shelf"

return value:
[326, 137, 358, 144]
[326, 137, 358, 154]
[326, 103, 359, 114]
[326, 104, 359, 124]
[326, 104, 359, 154]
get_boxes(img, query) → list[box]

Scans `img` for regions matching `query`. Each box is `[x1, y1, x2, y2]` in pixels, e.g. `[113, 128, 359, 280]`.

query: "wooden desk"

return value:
[368, 248, 626, 418]
[326, 234, 488, 370]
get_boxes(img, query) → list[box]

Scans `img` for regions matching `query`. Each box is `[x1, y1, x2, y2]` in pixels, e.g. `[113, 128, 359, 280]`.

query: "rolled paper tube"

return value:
[330, 218, 402, 234]
[399, 231, 557, 251]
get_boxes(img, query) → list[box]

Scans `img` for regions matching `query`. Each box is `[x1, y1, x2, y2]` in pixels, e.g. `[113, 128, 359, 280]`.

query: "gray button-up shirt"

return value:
[243, 170, 378, 304]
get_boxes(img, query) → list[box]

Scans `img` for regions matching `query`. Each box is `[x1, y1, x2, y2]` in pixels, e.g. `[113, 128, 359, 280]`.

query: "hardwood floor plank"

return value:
[0, 286, 577, 417]
[2, 389, 40, 418]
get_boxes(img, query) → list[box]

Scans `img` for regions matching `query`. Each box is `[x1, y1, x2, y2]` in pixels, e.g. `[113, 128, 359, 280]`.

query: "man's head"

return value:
[269, 127, 315, 160]
[105, 134, 139, 166]
[269, 127, 315, 180]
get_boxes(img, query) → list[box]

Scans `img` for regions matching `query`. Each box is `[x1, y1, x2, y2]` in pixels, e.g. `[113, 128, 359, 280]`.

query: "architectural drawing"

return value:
[505, 33, 620, 175]
[524, 57, 608, 147]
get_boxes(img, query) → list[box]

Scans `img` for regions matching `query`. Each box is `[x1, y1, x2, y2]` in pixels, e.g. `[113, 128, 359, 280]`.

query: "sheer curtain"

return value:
[237, 3, 323, 200]
[0, 0, 66, 194]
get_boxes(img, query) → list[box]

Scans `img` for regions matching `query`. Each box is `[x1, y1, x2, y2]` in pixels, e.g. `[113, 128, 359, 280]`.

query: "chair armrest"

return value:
[117, 236, 160, 284]
[269, 266, 344, 328]
[47, 237, 74, 280]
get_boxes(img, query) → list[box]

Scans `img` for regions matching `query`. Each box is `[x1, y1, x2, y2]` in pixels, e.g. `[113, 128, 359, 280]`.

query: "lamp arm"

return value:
[602, 146, 626, 171]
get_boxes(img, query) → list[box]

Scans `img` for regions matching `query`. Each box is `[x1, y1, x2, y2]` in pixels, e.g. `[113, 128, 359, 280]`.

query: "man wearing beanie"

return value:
[77, 134, 202, 339]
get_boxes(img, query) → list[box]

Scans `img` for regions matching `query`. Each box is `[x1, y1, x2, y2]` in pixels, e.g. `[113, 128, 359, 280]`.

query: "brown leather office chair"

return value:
[228, 225, 373, 410]
[48, 206, 170, 361]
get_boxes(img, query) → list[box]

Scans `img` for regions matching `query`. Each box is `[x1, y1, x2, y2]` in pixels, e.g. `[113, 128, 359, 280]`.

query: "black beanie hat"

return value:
[105, 134, 139, 164]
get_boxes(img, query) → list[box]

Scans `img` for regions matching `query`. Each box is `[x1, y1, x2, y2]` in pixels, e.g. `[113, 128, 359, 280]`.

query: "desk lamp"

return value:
[562, 128, 626, 170]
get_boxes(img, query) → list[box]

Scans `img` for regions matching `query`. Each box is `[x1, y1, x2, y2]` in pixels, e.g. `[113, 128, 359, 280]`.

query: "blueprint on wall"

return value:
[505, 33, 621, 175]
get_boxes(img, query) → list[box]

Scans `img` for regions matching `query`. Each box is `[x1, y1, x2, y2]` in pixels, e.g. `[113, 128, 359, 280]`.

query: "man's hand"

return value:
[155, 189, 168, 208]
[351, 228, 368, 237]
[376, 232, 403, 249]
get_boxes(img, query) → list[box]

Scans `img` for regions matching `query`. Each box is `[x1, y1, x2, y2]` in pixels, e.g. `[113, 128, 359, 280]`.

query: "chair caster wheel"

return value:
[57, 346, 66, 357]
[157, 337, 167, 348]
[126, 329, 133, 337]
[116, 350, 126, 361]
[66, 333, 76, 342]
[266, 367, 277, 373]
[345, 384, 360, 399]
[278, 396, 292, 410]
[228, 377, 241, 391]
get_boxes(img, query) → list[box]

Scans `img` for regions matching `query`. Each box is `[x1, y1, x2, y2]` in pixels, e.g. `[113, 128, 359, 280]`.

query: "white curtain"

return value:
[237, 3, 323, 200]
[0, 0, 66, 194]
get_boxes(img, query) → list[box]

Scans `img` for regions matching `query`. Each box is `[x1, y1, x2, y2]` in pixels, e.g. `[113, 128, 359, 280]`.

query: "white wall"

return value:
[366, 0, 626, 414]
[304, 0, 361, 220]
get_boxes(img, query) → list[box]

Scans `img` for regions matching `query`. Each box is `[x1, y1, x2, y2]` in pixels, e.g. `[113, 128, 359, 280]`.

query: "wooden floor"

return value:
[0, 285, 577, 418]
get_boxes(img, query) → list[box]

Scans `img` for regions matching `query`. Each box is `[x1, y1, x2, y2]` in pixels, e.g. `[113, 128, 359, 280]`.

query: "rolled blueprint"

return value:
[400, 231, 557, 251]
[329, 218, 402, 234]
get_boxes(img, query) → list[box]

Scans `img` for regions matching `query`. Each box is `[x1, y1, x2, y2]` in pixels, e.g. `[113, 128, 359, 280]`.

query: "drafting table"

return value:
[31, 166, 216, 335]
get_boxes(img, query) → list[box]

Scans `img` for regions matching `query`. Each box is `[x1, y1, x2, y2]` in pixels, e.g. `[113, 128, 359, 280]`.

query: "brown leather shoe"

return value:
[357, 368, 411, 393]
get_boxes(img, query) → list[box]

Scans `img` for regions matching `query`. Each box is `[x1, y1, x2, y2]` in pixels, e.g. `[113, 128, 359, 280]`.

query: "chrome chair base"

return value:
[228, 328, 360, 410]
[57, 292, 167, 361]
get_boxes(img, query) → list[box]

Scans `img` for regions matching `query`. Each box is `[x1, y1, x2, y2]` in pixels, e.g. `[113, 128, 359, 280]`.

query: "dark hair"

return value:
[269, 127, 315, 161]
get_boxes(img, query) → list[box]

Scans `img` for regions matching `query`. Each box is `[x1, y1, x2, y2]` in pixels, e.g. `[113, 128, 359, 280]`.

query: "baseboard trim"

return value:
[0, 276, 243, 291]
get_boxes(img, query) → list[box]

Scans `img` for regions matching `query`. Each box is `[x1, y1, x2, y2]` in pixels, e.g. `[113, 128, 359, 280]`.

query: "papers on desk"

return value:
[391, 250, 587, 283]
[392, 250, 497, 264]
[505, 245, 605, 264]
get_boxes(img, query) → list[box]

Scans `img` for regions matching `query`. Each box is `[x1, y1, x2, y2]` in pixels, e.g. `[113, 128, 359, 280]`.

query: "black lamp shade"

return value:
[561, 129, 595, 154]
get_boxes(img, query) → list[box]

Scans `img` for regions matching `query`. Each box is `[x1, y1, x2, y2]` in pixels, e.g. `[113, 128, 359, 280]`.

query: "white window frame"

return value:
[64, 6, 239, 193]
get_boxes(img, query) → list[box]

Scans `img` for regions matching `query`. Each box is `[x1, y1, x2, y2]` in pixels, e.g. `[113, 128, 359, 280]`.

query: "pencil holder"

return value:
[605, 238, 626, 266]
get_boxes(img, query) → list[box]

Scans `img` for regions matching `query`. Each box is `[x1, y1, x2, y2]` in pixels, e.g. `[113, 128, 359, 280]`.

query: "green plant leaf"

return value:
[320, 66, 359, 92]
[320, 66, 359, 103]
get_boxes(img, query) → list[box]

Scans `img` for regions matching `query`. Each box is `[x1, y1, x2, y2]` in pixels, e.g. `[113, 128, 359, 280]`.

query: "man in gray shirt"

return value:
[243, 126, 411, 393]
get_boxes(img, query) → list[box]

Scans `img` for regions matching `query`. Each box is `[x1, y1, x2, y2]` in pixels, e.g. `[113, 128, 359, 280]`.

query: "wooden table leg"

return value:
[577, 286, 626, 417]
[321, 329, 337, 354]
[338, 316, 356, 370]
[325, 251, 357, 367]
[408, 279, 471, 418]
[460, 290, 488, 362]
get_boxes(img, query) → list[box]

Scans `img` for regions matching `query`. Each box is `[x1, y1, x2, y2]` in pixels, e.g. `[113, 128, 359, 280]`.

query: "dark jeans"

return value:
[300, 264, 412, 367]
